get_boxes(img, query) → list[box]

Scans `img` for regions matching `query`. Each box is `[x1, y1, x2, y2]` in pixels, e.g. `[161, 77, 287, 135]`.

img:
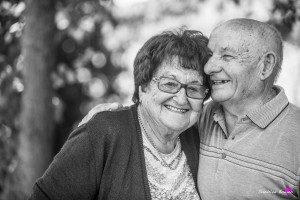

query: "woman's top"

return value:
[142, 128, 200, 200]
[29, 104, 200, 200]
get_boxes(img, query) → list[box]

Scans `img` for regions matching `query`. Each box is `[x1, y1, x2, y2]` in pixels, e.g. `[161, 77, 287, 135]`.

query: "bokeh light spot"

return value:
[92, 52, 107, 68]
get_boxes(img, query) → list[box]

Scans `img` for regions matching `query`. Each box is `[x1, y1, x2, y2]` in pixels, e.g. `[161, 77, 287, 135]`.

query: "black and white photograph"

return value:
[0, 0, 300, 199]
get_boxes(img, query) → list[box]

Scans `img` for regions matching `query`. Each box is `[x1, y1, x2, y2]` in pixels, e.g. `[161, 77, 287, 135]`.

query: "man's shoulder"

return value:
[286, 102, 300, 120]
[287, 102, 300, 112]
[272, 102, 300, 136]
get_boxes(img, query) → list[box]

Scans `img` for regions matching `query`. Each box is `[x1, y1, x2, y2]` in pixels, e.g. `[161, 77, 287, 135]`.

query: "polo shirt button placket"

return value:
[221, 153, 226, 159]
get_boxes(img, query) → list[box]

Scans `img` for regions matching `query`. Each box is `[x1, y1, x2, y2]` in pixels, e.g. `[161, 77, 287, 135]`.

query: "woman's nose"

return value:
[173, 88, 188, 104]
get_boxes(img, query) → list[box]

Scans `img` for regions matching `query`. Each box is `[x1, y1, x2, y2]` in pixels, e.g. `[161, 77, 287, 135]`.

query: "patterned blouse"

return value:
[141, 129, 200, 200]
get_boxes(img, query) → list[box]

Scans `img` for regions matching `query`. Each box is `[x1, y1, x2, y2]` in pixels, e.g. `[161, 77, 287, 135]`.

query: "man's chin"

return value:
[211, 93, 231, 103]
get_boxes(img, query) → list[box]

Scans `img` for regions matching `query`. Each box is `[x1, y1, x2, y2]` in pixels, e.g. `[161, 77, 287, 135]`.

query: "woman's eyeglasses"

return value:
[152, 77, 209, 100]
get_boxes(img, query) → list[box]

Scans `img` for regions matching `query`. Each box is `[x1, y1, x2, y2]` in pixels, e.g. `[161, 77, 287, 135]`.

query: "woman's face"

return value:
[139, 57, 205, 134]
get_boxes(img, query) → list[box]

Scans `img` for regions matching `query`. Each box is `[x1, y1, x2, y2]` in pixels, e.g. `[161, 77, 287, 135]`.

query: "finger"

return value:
[78, 104, 110, 127]
[78, 115, 87, 127]
[78, 103, 123, 127]
[109, 102, 123, 110]
[86, 104, 109, 118]
[91, 103, 112, 112]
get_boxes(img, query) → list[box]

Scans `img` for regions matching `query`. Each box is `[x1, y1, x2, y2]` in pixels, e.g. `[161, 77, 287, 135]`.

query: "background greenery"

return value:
[0, 0, 299, 199]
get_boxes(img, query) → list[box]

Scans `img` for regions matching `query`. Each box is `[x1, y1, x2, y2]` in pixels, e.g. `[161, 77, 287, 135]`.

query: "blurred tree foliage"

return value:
[0, 0, 123, 198]
[0, 0, 299, 199]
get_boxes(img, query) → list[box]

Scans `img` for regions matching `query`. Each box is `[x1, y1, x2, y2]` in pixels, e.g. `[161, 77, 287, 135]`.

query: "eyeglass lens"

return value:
[157, 77, 207, 99]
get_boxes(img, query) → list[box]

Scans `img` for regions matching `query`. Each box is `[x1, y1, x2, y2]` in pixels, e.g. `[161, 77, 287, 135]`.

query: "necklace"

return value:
[137, 110, 182, 170]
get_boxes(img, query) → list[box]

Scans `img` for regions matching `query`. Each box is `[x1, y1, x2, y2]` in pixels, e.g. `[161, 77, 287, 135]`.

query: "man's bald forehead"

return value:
[212, 18, 282, 54]
[213, 18, 268, 37]
[221, 18, 264, 29]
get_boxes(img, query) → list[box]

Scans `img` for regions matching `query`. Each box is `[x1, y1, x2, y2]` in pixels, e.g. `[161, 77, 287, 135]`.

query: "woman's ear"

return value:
[260, 52, 276, 81]
[139, 86, 144, 103]
[139, 83, 150, 103]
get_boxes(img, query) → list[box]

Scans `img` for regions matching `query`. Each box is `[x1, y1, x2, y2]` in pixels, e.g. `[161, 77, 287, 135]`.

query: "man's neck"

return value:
[221, 87, 277, 134]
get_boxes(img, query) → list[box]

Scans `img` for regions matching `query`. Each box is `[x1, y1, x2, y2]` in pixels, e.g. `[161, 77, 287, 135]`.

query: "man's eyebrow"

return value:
[221, 47, 237, 54]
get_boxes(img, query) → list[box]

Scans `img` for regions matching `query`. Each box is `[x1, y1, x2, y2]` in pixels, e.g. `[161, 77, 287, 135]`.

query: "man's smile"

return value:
[211, 80, 230, 85]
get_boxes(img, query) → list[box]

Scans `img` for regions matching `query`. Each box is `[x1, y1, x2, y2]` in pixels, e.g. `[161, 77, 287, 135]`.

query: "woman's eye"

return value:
[187, 87, 200, 93]
[164, 82, 178, 88]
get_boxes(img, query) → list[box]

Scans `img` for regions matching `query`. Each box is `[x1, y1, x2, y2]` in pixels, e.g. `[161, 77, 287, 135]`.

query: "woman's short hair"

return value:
[132, 28, 211, 103]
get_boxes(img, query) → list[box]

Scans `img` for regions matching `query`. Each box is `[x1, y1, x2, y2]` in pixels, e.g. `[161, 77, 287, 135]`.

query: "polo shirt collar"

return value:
[247, 86, 289, 128]
[212, 103, 228, 137]
[213, 104, 224, 122]
[212, 86, 289, 129]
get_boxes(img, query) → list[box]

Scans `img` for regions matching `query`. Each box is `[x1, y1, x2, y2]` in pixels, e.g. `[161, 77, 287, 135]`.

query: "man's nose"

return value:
[204, 57, 222, 75]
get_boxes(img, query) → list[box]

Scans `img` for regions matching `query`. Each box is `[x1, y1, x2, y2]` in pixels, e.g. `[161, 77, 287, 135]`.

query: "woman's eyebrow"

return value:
[159, 74, 175, 78]
[189, 80, 203, 84]
[181, 79, 203, 84]
[159, 74, 202, 84]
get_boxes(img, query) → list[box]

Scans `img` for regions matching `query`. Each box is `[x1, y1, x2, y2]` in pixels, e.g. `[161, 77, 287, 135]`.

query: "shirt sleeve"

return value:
[29, 125, 98, 200]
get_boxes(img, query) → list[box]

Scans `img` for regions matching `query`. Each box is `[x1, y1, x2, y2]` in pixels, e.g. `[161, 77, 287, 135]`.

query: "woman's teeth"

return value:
[165, 105, 187, 113]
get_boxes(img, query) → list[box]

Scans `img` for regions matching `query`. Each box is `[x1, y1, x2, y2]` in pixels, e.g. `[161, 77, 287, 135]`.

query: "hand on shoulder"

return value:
[78, 102, 123, 127]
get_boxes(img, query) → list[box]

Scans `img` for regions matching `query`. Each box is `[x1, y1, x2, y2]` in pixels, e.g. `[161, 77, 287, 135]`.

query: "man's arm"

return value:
[78, 102, 123, 126]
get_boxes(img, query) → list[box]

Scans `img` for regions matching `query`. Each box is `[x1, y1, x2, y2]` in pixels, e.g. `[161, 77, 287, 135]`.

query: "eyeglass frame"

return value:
[152, 76, 209, 100]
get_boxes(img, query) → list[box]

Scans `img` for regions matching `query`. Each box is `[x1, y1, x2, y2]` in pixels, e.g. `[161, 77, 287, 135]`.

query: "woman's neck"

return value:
[138, 105, 179, 154]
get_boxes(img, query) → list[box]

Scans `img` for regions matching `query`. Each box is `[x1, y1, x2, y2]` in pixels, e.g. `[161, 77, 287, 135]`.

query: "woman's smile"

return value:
[164, 104, 189, 113]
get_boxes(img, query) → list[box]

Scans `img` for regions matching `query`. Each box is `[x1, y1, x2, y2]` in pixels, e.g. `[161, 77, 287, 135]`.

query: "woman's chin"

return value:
[161, 119, 189, 132]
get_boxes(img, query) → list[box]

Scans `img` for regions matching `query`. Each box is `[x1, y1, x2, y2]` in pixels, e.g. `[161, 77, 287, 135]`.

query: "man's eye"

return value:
[223, 54, 233, 58]
[222, 54, 234, 60]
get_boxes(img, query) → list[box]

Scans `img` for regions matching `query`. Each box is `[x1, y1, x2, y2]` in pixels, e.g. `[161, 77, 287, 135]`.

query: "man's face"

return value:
[204, 27, 263, 106]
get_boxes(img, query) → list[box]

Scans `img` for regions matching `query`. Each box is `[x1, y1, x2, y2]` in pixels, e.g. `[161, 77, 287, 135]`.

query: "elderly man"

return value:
[197, 18, 300, 200]
[78, 18, 300, 199]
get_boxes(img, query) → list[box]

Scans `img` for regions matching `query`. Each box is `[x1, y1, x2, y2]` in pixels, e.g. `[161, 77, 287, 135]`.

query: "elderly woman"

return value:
[29, 29, 210, 200]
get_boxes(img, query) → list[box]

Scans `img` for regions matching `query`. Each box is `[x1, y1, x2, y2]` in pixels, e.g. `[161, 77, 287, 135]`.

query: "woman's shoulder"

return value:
[180, 125, 199, 143]
[83, 104, 139, 141]
[87, 104, 137, 127]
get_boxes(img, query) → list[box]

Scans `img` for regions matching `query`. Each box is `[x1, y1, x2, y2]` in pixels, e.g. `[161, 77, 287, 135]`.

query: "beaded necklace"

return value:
[137, 110, 182, 170]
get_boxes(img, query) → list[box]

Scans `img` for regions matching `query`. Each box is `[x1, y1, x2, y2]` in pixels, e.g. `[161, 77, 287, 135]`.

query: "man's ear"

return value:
[260, 52, 276, 81]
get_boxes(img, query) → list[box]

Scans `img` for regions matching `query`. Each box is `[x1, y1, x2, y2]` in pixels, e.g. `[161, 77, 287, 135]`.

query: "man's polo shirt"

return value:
[197, 86, 300, 200]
